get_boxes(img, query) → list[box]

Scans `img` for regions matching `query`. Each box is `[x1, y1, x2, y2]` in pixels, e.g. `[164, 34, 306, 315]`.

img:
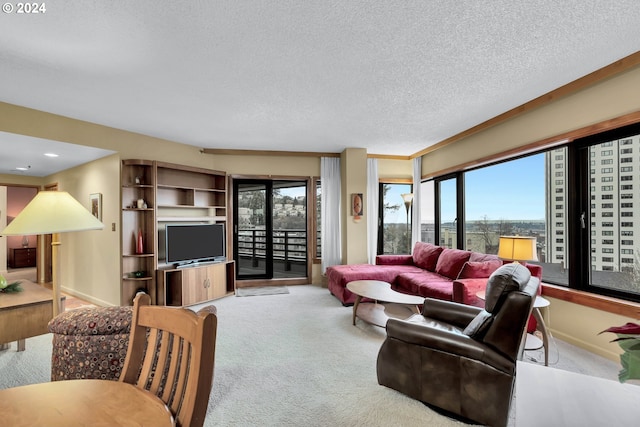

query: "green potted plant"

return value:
[600, 322, 640, 383]
[0, 273, 22, 293]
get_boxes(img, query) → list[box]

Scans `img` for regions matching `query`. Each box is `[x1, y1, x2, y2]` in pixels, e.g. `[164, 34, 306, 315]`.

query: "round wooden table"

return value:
[0, 379, 175, 427]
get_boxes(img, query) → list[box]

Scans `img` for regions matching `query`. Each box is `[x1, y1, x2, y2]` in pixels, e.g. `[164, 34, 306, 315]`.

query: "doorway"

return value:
[1, 185, 39, 281]
[233, 179, 308, 281]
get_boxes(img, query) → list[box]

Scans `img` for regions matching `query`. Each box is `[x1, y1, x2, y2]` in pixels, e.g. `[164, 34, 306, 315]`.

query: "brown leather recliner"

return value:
[376, 263, 539, 427]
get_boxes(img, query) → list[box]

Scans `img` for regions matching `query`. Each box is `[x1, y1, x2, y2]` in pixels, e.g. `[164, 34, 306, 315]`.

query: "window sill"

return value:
[542, 283, 640, 319]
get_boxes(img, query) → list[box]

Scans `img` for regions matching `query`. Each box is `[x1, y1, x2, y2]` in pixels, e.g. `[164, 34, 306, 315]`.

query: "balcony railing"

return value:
[237, 228, 308, 271]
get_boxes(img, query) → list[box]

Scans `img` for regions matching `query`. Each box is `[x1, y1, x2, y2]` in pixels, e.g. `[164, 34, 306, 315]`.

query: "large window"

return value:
[378, 183, 412, 254]
[423, 121, 640, 303]
[464, 154, 547, 257]
[577, 127, 640, 299]
[437, 176, 459, 249]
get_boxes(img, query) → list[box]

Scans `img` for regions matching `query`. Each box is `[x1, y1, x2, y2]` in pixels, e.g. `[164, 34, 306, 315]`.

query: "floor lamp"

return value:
[1, 191, 104, 317]
[401, 193, 413, 254]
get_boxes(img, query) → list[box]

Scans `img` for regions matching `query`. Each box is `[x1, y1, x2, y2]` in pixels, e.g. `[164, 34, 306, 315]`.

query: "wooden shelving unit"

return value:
[121, 159, 233, 306]
[120, 159, 156, 305]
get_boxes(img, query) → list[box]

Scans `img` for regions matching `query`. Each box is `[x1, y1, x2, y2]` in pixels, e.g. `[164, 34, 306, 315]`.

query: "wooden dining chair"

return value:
[120, 293, 218, 427]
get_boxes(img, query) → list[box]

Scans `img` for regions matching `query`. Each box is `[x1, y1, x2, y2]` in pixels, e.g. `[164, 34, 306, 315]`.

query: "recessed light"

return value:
[44, 153, 59, 157]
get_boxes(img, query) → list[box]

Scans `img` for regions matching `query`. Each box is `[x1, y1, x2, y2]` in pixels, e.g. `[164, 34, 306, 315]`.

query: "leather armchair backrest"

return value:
[462, 263, 538, 358]
[483, 277, 539, 360]
[484, 263, 531, 313]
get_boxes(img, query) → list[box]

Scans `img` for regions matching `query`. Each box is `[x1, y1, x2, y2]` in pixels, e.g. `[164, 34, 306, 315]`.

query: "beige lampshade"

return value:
[497, 235, 538, 262]
[1, 191, 104, 236]
[401, 193, 414, 204]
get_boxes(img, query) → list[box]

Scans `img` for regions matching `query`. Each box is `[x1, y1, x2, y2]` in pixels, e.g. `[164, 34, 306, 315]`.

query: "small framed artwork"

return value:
[351, 193, 363, 218]
[90, 193, 102, 221]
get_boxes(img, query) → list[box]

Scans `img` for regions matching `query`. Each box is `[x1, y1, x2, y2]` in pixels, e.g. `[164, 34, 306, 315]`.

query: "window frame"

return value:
[424, 121, 640, 303]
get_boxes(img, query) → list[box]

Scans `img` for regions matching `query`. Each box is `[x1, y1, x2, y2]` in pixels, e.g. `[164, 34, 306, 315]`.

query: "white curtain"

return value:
[411, 156, 422, 250]
[366, 158, 379, 264]
[321, 157, 342, 274]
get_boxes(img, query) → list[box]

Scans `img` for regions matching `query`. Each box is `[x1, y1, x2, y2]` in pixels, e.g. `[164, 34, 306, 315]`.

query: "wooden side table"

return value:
[0, 280, 66, 351]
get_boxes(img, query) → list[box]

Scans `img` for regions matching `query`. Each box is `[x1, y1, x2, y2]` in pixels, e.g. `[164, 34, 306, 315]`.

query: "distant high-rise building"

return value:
[546, 135, 640, 273]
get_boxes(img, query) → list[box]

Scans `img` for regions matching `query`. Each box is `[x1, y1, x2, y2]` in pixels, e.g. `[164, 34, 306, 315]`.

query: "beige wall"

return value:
[546, 297, 630, 362]
[377, 157, 412, 179]
[421, 65, 640, 176]
[44, 154, 122, 306]
[340, 149, 369, 265]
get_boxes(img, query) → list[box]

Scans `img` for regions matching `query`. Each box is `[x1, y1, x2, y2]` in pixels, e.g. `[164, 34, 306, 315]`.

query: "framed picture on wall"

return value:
[90, 193, 102, 221]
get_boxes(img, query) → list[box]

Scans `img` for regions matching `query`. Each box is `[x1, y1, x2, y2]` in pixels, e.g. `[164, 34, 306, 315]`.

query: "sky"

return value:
[457, 153, 546, 222]
[391, 153, 546, 224]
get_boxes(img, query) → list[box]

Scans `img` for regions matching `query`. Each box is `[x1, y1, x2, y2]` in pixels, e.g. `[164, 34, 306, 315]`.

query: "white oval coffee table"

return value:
[346, 280, 425, 327]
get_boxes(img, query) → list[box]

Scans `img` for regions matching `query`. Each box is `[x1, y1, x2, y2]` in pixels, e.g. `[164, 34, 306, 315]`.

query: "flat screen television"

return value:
[164, 223, 226, 266]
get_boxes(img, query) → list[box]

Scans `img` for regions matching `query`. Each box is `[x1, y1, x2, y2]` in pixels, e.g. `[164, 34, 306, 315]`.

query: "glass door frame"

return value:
[232, 177, 310, 282]
[233, 179, 274, 280]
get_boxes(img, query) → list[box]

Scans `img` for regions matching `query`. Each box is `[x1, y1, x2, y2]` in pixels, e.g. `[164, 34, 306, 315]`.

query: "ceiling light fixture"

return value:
[15, 166, 31, 171]
[44, 153, 59, 157]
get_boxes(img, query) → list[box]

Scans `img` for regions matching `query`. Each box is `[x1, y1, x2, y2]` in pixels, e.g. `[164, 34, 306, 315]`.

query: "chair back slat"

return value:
[120, 294, 217, 427]
[161, 333, 182, 404]
[147, 330, 172, 395]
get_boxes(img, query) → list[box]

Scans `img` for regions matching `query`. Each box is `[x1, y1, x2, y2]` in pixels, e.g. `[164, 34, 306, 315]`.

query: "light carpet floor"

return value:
[0, 284, 625, 426]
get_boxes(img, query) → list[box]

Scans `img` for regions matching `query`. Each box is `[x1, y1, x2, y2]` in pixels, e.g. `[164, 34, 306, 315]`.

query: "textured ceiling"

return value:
[1, 1, 640, 176]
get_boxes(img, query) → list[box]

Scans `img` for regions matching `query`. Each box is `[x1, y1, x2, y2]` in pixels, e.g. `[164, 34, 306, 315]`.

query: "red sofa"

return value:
[326, 241, 542, 310]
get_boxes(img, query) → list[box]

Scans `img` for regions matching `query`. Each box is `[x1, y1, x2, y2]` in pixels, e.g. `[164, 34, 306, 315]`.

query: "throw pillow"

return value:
[412, 242, 443, 271]
[434, 248, 471, 279]
[457, 260, 503, 279]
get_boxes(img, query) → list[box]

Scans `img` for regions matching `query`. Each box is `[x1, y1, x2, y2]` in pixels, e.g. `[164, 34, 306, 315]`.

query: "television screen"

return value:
[165, 223, 226, 265]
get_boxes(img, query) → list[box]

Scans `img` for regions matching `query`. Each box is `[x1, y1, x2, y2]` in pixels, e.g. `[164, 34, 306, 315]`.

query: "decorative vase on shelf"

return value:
[136, 229, 144, 254]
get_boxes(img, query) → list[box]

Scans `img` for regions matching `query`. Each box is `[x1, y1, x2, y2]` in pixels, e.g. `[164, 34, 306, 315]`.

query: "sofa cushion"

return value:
[457, 260, 503, 279]
[484, 263, 531, 313]
[435, 248, 471, 279]
[395, 272, 454, 300]
[468, 252, 500, 263]
[376, 254, 414, 265]
[412, 242, 443, 271]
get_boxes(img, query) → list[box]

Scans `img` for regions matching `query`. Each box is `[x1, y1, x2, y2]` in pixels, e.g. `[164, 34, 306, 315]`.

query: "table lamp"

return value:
[1, 191, 104, 316]
[497, 235, 538, 264]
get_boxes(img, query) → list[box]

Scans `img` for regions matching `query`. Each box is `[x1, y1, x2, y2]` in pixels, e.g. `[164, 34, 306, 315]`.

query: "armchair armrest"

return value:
[386, 317, 487, 362]
[452, 278, 489, 307]
[375, 254, 414, 265]
[422, 298, 482, 328]
[386, 316, 513, 374]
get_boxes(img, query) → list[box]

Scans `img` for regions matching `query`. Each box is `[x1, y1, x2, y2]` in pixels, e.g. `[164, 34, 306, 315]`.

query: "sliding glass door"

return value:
[234, 179, 308, 280]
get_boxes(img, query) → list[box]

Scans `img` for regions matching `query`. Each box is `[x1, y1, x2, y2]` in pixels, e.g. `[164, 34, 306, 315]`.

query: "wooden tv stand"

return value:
[156, 260, 235, 306]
